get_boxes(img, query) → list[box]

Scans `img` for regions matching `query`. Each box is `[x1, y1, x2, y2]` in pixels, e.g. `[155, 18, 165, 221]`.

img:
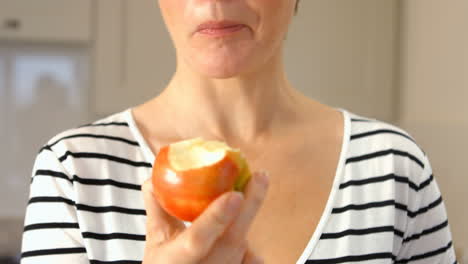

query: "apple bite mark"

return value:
[152, 137, 252, 222]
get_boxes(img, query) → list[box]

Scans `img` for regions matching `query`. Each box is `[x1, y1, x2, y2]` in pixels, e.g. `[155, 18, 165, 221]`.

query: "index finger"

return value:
[226, 171, 270, 241]
[142, 178, 185, 246]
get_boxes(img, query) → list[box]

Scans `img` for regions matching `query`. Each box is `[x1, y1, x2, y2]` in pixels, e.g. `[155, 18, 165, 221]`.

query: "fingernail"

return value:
[258, 170, 270, 187]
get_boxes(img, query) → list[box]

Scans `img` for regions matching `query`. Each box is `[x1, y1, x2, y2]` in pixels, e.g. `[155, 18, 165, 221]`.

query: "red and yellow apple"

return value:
[151, 137, 252, 222]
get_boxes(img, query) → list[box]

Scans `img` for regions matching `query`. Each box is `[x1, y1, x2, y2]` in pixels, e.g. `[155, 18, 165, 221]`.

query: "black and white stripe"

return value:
[39, 133, 139, 153]
[20, 108, 457, 264]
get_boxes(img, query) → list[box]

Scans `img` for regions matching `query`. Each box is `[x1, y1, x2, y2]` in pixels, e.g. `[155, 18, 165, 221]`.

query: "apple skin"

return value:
[152, 144, 251, 222]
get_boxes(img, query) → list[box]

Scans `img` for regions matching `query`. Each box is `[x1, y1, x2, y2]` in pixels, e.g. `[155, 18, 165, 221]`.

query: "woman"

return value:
[21, 0, 457, 263]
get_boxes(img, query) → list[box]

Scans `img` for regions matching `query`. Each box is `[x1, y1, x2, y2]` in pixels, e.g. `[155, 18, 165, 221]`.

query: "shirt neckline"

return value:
[123, 106, 351, 263]
[124, 108, 157, 165]
[295, 107, 350, 263]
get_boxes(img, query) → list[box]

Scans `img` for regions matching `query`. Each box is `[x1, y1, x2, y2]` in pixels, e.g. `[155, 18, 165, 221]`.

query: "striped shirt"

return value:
[20, 107, 458, 264]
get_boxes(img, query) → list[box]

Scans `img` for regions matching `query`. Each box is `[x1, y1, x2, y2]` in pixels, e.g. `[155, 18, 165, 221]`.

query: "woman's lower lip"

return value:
[197, 25, 246, 37]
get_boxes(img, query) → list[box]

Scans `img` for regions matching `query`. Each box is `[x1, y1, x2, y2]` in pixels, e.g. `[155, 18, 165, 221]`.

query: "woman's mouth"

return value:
[196, 21, 247, 37]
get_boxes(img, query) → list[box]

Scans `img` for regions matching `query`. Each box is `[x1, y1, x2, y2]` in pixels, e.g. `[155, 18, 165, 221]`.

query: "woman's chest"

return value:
[244, 150, 340, 263]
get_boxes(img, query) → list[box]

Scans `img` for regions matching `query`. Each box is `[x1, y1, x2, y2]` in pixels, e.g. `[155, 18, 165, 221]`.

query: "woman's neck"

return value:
[145, 54, 309, 149]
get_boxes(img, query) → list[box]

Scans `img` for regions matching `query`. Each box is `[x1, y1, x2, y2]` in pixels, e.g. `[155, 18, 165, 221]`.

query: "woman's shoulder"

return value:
[36, 108, 151, 174]
[41, 108, 133, 152]
[343, 109, 431, 186]
[319, 109, 457, 264]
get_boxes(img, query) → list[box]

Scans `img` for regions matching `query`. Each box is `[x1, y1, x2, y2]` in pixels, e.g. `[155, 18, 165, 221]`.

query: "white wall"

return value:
[397, 0, 468, 260]
[92, 0, 398, 122]
[286, 0, 398, 123]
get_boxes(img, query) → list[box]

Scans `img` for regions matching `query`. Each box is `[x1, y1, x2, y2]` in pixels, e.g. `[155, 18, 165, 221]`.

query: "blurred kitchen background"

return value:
[0, 0, 467, 263]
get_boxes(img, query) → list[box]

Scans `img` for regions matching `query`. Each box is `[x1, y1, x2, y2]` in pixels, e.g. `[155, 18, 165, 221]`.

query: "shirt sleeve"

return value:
[395, 153, 458, 264]
[20, 145, 89, 264]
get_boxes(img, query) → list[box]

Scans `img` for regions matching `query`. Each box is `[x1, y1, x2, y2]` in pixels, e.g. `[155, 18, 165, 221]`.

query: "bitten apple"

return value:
[151, 137, 252, 222]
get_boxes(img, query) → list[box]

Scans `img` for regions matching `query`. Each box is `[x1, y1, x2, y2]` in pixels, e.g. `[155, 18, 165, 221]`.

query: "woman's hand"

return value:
[141, 170, 270, 264]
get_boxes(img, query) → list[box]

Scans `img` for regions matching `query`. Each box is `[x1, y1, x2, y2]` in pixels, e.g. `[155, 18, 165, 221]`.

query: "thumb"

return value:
[142, 177, 185, 246]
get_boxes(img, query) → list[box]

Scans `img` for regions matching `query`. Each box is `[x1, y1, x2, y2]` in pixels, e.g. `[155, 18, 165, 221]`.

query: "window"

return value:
[0, 44, 90, 218]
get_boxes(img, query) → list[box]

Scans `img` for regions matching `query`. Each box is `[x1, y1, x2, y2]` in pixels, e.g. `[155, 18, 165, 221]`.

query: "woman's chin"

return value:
[186, 46, 255, 78]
